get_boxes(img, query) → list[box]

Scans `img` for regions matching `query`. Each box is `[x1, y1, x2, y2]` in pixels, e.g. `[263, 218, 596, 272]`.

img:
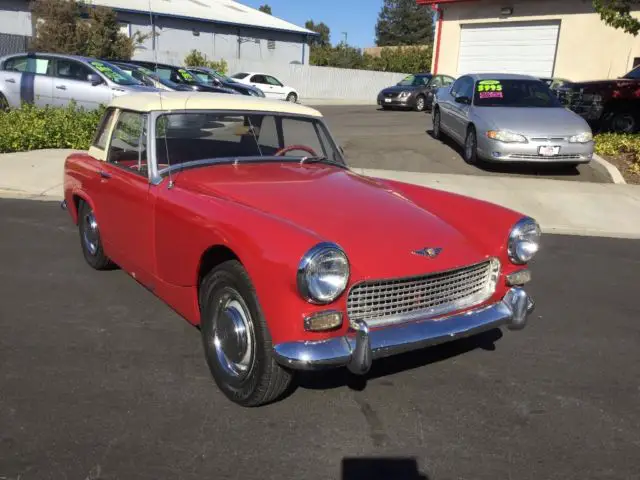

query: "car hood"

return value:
[475, 106, 591, 135]
[381, 85, 418, 94]
[175, 163, 491, 278]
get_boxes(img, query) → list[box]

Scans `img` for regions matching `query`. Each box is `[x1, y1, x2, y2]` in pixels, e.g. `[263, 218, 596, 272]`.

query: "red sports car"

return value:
[62, 92, 539, 407]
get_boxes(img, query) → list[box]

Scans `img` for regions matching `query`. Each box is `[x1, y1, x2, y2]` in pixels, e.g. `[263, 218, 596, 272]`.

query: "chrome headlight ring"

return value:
[297, 242, 350, 304]
[508, 217, 542, 265]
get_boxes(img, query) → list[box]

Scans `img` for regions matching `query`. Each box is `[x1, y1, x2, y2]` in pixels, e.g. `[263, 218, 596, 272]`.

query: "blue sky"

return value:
[240, 0, 384, 48]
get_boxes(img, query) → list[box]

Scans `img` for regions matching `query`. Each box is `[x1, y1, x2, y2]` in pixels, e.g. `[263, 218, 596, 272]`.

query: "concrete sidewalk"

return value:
[1, 149, 639, 239]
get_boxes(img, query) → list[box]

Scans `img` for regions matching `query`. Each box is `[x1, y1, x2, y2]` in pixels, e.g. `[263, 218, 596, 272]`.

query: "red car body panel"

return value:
[64, 153, 527, 345]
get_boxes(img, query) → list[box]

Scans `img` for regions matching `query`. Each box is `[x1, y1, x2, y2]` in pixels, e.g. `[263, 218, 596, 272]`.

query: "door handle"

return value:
[99, 170, 111, 179]
[56, 85, 67, 90]
[5, 78, 15, 83]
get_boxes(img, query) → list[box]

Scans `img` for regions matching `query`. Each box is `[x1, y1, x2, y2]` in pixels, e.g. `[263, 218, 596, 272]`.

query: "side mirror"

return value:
[455, 95, 471, 105]
[87, 73, 103, 86]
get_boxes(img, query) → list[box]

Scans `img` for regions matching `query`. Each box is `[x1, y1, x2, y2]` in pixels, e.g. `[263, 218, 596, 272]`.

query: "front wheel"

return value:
[414, 95, 426, 112]
[286, 92, 297, 103]
[464, 127, 479, 165]
[78, 201, 114, 270]
[199, 260, 292, 407]
[0, 93, 9, 111]
[432, 109, 442, 139]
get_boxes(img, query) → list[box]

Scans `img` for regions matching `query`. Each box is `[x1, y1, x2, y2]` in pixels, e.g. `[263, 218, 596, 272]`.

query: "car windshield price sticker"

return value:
[477, 80, 503, 99]
[90, 62, 127, 83]
[179, 69, 195, 81]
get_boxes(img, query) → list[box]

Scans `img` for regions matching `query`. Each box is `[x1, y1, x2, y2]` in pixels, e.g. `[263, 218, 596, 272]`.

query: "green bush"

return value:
[310, 45, 432, 73]
[0, 103, 105, 153]
[183, 49, 228, 74]
[595, 133, 640, 173]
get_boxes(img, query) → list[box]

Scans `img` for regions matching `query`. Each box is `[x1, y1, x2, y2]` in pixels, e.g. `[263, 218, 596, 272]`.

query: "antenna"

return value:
[148, 0, 173, 189]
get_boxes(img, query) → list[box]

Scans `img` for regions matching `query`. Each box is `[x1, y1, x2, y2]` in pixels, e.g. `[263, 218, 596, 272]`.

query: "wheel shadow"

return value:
[425, 129, 582, 177]
[293, 328, 503, 394]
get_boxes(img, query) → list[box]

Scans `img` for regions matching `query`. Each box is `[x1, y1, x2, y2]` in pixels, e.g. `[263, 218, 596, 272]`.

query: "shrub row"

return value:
[0, 103, 105, 153]
[594, 133, 640, 173]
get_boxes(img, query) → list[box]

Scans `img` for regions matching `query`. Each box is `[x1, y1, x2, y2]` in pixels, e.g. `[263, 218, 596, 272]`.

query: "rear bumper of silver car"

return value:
[273, 287, 534, 375]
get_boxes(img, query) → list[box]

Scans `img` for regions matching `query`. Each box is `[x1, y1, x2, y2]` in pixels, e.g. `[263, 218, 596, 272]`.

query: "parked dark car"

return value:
[109, 61, 192, 92]
[187, 67, 265, 97]
[113, 59, 238, 95]
[377, 73, 456, 112]
[556, 66, 640, 133]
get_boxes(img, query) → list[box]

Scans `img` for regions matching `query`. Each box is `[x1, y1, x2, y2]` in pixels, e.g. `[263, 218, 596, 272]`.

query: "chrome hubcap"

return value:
[82, 211, 99, 256]
[417, 98, 424, 110]
[213, 289, 255, 380]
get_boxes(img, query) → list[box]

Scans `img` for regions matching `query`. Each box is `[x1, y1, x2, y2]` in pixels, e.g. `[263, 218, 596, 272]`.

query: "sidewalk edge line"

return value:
[592, 153, 626, 185]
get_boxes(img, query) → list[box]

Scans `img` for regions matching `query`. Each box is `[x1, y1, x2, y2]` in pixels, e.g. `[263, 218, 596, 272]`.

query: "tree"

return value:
[375, 0, 434, 46]
[593, 0, 640, 35]
[258, 4, 272, 15]
[305, 20, 331, 47]
[29, 0, 146, 59]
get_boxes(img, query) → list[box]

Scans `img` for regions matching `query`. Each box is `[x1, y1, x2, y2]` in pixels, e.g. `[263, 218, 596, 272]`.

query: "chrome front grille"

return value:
[347, 259, 500, 328]
[507, 153, 582, 160]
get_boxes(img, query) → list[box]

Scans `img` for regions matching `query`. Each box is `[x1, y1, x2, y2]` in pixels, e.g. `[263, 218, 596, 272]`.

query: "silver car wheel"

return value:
[416, 96, 425, 111]
[433, 111, 441, 138]
[82, 211, 99, 256]
[212, 288, 256, 381]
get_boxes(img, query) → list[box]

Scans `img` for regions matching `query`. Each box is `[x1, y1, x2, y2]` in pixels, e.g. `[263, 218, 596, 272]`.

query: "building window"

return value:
[119, 22, 131, 38]
[267, 39, 276, 50]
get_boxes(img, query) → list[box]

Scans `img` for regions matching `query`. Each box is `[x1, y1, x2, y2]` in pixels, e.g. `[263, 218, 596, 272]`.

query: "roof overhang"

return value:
[416, 0, 480, 5]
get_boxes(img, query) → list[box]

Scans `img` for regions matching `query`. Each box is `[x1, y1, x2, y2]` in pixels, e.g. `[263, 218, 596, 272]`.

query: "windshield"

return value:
[623, 65, 640, 79]
[396, 74, 431, 87]
[88, 60, 142, 86]
[155, 112, 345, 170]
[473, 79, 562, 108]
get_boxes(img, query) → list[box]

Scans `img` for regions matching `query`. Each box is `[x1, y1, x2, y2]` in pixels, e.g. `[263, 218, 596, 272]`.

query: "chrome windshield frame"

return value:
[147, 109, 347, 186]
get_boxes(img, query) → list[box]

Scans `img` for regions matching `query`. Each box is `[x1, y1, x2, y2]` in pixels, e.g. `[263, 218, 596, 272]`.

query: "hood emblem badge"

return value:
[413, 247, 443, 258]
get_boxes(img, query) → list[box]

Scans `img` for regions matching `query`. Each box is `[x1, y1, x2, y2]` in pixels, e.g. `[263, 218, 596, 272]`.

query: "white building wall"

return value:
[0, 0, 33, 36]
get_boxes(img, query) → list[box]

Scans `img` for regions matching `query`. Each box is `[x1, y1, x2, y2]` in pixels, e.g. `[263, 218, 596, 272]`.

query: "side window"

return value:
[265, 75, 283, 86]
[3, 56, 28, 72]
[55, 59, 93, 82]
[92, 108, 117, 150]
[430, 76, 443, 88]
[4, 56, 50, 75]
[442, 76, 455, 87]
[108, 111, 148, 174]
[251, 75, 266, 84]
[458, 78, 475, 99]
[450, 77, 466, 97]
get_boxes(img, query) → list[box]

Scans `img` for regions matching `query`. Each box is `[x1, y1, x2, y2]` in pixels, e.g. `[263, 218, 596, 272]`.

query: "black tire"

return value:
[432, 108, 442, 140]
[199, 260, 292, 407]
[0, 93, 9, 111]
[414, 95, 426, 112]
[78, 201, 114, 270]
[606, 109, 639, 133]
[381, 105, 391, 110]
[286, 92, 297, 103]
[464, 126, 479, 165]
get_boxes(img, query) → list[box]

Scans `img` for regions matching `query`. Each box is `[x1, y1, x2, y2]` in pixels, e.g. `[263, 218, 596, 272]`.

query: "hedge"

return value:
[0, 103, 106, 153]
[594, 133, 640, 173]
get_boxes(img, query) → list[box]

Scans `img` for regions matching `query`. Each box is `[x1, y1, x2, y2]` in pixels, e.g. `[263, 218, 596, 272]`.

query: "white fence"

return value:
[223, 59, 408, 103]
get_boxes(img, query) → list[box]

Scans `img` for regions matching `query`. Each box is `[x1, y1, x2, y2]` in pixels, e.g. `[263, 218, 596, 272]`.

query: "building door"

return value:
[457, 21, 560, 77]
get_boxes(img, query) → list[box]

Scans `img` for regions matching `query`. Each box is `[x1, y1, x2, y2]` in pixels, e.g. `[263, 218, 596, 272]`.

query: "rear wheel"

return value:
[606, 109, 639, 133]
[78, 201, 114, 270]
[464, 126, 479, 165]
[199, 260, 292, 407]
[0, 93, 9, 111]
[286, 92, 297, 103]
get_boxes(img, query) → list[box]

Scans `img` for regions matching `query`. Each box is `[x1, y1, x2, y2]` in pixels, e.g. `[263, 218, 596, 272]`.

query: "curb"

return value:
[592, 153, 626, 184]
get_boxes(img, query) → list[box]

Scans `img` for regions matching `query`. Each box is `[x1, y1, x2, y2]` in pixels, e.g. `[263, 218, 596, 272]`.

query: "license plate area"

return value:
[538, 145, 561, 156]
[384, 98, 392, 103]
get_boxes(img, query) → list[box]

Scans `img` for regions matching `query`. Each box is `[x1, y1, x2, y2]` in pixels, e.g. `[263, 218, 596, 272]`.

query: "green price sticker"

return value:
[477, 80, 502, 92]
[90, 61, 127, 82]
[178, 69, 195, 81]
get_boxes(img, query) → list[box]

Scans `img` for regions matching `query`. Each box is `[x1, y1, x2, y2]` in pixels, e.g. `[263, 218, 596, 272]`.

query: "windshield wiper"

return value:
[300, 155, 347, 168]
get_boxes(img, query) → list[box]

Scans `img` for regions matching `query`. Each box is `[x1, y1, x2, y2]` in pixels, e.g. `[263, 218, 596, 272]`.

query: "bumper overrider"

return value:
[273, 287, 534, 375]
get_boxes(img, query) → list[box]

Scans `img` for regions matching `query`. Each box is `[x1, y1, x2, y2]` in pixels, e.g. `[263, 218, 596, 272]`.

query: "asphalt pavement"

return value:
[318, 106, 609, 183]
[1, 199, 640, 480]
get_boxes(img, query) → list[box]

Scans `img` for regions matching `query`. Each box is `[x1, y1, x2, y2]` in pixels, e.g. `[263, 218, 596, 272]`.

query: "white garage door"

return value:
[457, 22, 560, 78]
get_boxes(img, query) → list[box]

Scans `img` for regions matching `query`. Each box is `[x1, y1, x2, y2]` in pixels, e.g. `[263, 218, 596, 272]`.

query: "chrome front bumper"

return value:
[273, 287, 534, 375]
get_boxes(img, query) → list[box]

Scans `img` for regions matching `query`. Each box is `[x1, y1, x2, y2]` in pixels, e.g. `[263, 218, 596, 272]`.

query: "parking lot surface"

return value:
[318, 106, 609, 183]
[2, 199, 639, 480]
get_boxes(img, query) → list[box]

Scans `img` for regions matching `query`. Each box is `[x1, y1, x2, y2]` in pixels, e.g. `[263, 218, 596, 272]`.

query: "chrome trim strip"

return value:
[273, 287, 534, 374]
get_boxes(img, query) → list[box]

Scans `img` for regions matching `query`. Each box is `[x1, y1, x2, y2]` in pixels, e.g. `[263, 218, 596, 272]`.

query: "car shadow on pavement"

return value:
[425, 129, 582, 177]
[341, 457, 430, 480]
[294, 328, 503, 393]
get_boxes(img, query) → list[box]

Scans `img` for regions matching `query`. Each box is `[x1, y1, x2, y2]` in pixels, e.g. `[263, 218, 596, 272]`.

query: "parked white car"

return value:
[229, 72, 298, 102]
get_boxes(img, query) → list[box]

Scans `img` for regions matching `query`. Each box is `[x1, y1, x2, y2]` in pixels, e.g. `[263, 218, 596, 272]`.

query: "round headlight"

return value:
[297, 242, 350, 304]
[508, 217, 541, 264]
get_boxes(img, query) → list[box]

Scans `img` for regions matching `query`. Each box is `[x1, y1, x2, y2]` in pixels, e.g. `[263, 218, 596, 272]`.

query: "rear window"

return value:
[231, 72, 249, 79]
[473, 79, 562, 108]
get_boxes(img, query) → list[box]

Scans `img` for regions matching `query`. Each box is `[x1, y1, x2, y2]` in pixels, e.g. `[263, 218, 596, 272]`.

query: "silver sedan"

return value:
[431, 73, 594, 166]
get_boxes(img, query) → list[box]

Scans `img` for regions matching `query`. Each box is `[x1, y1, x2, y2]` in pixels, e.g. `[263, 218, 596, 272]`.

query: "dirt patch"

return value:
[602, 154, 640, 185]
